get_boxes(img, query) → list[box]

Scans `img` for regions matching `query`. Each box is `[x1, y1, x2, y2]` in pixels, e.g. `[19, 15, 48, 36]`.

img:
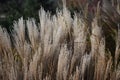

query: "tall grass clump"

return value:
[0, 3, 120, 80]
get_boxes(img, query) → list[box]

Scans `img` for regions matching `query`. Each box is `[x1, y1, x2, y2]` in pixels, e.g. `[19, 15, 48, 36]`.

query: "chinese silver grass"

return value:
[70, 14, 87, 74]
[57, 44, 72, 80]
[0, 4, 120, 80]
[26, 19, 40, 50]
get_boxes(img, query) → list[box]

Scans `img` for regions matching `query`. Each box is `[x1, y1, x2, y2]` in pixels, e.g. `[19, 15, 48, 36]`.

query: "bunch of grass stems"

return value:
[0, 5, 120, 80]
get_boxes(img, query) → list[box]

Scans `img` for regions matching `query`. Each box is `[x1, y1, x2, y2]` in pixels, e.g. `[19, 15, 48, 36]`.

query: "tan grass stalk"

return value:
[91, 16, 106, 80]
[26, 19, 39, 50]
[14, 17, 25, 43]
[115, 25, 120, 67]
[104, 56, 112, 80]
[70, 14, 87, 74]
[80, 54, 91, 80]
[29, 46, 42, 80]
[57, 44, 72, 80]
[72, 66, 80, 80]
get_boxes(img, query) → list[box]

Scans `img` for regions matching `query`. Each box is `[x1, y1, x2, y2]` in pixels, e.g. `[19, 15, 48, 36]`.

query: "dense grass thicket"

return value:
[0, 2, 120, 80]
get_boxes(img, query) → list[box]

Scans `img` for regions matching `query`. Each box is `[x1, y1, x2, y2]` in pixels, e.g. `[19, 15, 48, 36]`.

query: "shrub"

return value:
[0, 4, 120, 80]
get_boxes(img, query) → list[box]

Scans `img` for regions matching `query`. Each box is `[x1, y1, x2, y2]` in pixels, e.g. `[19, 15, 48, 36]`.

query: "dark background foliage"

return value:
[0, 0, 59, 30]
